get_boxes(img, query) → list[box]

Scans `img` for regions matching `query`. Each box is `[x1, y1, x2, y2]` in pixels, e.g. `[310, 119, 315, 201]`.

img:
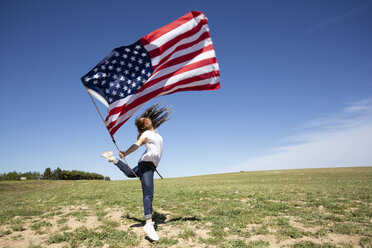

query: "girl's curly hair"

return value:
[135, 103, 172, 137]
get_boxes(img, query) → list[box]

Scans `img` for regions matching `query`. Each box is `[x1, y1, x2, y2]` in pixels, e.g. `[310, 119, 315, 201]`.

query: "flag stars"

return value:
[83, 40, 154, 104]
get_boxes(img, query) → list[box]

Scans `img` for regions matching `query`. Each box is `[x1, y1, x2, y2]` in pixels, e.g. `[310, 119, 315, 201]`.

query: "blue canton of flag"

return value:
[82, 40, 153, 106]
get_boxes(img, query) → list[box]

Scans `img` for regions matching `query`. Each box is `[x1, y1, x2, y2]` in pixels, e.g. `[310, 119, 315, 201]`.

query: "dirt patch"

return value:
[289, 217, 321, 234]
[247, 234, 277, 245]
[105, 208, 123, 222]
[327, 233, 362, 246]
[1, 228, 44, 248]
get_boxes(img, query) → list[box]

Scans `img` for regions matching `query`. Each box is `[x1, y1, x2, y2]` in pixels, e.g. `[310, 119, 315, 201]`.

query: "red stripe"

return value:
[107, 70, 220, 130]
[152, 31, 211, 71]
[141, 11, 204, 46]
[138, 56, 218, 93]
[161, 83, 221, 97]
[148, 18, 208, 59]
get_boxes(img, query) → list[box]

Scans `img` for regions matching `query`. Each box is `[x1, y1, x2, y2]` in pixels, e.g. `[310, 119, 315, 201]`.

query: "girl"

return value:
[100, 103, 172, 241]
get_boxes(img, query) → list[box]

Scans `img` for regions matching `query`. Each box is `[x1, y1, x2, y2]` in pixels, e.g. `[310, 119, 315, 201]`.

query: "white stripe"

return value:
[150, 23, 210, 68]
[144, 13, 205, 52]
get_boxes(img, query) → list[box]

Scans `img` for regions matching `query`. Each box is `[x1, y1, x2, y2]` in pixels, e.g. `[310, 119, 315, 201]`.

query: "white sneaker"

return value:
[143, 222, 159, 241]
[100, 151, 116, 163]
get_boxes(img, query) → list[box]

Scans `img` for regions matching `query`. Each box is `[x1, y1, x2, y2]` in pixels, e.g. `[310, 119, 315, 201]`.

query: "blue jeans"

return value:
[115, 160, 156, 219]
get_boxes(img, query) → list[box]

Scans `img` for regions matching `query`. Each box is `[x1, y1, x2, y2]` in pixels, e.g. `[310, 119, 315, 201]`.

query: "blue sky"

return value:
[1, 0, 371, 180]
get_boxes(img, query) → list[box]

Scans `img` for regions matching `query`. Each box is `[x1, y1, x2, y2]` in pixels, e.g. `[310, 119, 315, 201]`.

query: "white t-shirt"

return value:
[138, 130, 163, 166]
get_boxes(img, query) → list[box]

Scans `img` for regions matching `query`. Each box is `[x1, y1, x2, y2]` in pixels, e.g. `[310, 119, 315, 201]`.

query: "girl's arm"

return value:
[119, 137, 147, 158]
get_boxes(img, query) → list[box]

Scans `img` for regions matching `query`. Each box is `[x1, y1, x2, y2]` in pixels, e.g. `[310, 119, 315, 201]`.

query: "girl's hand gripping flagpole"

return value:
[85, 89, 164, 180]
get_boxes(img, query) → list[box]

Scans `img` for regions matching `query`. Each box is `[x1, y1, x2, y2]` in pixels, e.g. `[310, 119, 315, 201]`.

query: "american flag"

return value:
[81, 11, 220, 136]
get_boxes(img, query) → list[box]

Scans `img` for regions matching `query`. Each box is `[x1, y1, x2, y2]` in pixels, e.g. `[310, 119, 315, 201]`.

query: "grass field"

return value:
[0, 167, 371, 248]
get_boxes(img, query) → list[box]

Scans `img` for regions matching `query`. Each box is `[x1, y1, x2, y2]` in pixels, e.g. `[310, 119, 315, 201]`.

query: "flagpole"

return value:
[85, 89, 140, 180]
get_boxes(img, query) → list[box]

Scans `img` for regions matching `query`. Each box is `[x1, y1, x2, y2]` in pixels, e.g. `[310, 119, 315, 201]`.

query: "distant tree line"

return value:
[0, 167, 110, 181]
[0, 171, 41, 181]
